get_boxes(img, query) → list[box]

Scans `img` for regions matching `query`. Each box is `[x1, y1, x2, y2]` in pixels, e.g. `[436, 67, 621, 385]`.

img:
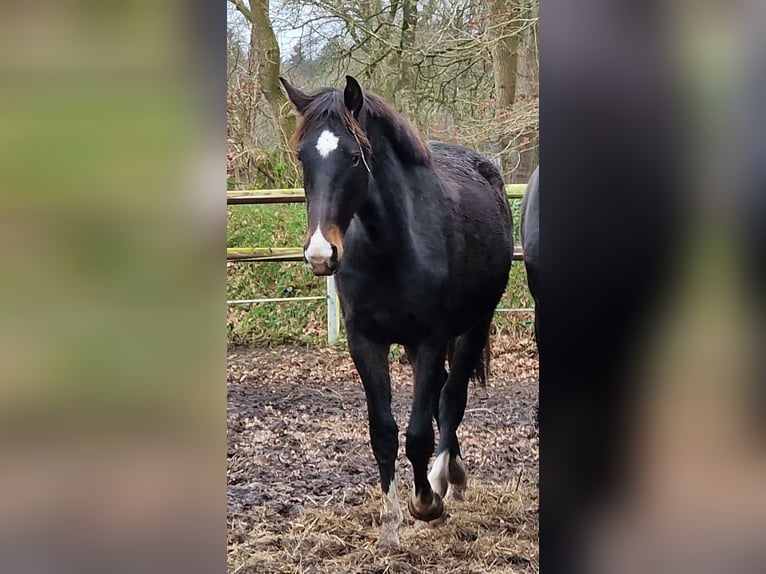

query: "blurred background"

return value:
[0, 1, 223, 573]
[541, 1, 766, 572]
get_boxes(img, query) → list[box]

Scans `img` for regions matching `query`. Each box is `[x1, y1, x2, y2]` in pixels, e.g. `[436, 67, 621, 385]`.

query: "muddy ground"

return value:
[227, 336, 539, 573]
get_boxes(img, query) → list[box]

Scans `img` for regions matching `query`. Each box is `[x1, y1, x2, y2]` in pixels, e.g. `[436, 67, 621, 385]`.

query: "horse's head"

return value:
[280, 75, 372, 276]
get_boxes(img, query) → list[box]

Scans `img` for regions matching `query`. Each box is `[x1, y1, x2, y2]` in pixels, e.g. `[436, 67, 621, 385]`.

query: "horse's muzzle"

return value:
[304, 249, 339, 276]
[306, 259, 338, 276]
[303, 226, 343, 276]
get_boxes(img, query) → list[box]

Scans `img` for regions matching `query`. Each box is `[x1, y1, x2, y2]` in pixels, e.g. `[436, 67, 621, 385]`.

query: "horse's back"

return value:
[427, 140, 512, 231]
[428, 141, 505, 195]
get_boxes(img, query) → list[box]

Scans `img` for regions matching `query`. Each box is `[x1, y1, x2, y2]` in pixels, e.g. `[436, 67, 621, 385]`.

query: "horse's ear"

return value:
[280, 77, 312, 114]
[344, 75, 364, 117]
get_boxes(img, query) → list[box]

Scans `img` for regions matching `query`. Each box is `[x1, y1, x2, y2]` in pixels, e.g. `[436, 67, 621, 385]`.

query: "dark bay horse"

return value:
[521, 166, 540, 350]
[281, 75, 514, 547]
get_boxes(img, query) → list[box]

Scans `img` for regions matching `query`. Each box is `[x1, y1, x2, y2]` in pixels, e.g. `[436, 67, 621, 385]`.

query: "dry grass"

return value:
[228, 478, 538, 574]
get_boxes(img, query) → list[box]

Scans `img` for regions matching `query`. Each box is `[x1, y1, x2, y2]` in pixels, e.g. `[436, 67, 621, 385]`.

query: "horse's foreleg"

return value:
[347, 330, 401, 548]
[406, 339, 448, 523]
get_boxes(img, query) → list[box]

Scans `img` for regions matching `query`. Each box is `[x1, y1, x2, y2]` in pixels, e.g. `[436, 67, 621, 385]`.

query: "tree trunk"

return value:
[396, 0, 418, 116]
[512, 0, 538, 182]
[487, 0, 520, 179]
[235, 0, 296, 152]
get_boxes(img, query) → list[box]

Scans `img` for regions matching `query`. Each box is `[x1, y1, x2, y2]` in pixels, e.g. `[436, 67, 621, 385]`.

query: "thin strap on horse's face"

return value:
[352, 130, 372, 175]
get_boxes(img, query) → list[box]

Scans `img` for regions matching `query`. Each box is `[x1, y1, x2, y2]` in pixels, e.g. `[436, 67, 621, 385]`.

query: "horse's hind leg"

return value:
[410, 345, 449, 430]
[405, 344, 448, 430]
[429, 312, 494, 501]
[347, 328, 401, 548]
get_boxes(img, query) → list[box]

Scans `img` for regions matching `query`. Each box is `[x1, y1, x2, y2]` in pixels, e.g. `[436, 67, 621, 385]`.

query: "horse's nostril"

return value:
[304, 239, 341, 276]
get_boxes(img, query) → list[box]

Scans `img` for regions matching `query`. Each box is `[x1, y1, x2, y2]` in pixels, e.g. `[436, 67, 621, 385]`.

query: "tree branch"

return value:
[228, 0, 253, 23]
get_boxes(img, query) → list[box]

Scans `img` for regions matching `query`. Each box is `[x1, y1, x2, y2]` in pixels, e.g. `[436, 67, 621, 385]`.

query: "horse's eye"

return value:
[351, 153, 361, 167]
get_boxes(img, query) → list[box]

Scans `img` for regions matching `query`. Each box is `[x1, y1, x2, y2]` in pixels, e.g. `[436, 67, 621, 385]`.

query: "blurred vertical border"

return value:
[541, 1, 766, 573]
[0, 1, 225, 572]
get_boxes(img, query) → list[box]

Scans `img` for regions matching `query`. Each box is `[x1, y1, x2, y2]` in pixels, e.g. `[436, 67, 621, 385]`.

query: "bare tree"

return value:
[226, 0, 538, 186]
[230, 0, 297, 151]
[486, 0, 520, 178]
[511, 0, 538, 181]
[395, 0, 418, 114]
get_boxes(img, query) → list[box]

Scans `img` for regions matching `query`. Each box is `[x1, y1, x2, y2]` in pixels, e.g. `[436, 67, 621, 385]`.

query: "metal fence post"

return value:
[326, 275, 340, 344]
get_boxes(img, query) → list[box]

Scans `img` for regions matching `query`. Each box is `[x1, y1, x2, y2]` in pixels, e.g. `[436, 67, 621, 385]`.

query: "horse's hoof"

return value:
[407, 491, 445, 522]
[414, 514, 449, 529]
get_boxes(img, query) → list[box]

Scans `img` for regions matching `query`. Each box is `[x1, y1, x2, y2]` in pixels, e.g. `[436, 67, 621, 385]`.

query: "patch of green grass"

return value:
[227, 204, 325, 346]
[227, 200, 534, 347]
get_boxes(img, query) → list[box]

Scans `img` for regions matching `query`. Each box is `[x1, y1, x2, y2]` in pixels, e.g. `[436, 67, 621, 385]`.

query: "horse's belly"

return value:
[445, 260, 513, 335]
[341, 303, 432, 344]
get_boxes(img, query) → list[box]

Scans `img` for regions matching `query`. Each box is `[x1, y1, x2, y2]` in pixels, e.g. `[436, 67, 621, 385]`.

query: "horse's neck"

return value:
[356, 155, 431, 248]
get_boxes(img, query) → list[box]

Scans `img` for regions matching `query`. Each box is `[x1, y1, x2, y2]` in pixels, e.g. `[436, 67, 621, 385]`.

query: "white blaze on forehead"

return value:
[304, 225, 333, 262]
[315, 129, 339, 158]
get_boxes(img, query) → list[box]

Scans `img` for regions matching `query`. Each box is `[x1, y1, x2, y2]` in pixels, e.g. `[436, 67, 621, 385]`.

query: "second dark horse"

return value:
[281, 75, 514, 547]
[521, 166, 540, 352]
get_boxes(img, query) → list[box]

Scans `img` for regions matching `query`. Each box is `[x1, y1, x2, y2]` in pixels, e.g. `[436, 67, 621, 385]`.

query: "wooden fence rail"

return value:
[227, 185, 528, 343]
[226, 184, 526, 204]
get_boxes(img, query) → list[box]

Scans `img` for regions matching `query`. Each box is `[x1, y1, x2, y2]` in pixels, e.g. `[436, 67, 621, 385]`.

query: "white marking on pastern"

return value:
[316, 130, 339, 158]
[428, 450, 450, 498]
[377, 477, 403, 549]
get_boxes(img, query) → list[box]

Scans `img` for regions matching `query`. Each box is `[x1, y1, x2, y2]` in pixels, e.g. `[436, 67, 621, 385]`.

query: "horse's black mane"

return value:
[293, 87, 431, 166]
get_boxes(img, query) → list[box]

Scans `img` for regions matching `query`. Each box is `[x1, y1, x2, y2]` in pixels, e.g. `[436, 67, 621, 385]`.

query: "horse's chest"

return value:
[350, 302, 430, 343]
[343, 278, 426, 317]
[337, 268, 443, 341]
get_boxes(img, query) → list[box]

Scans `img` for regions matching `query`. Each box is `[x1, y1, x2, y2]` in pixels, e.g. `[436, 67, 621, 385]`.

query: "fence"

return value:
[227, 185, 529, 344]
